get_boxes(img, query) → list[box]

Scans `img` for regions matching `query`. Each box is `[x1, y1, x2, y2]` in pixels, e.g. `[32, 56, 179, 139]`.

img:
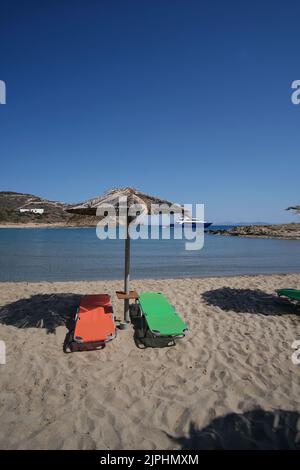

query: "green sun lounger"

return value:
[276, 289, 300, 302]
[136, 292, 188, 346]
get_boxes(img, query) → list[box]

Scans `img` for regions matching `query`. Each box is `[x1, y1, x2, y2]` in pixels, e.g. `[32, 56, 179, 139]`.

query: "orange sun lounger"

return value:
[65, 294, 116, 352]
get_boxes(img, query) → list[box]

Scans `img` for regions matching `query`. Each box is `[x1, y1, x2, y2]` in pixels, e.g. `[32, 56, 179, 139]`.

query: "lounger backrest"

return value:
[138, 292, 188, 336]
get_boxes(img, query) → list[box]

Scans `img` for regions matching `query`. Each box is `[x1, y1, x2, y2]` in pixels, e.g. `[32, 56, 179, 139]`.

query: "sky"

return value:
[0, 0, 299, 223]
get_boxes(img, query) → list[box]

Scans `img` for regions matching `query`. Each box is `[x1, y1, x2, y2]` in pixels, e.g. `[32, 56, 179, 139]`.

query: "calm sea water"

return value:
[0, 227, 299, 282]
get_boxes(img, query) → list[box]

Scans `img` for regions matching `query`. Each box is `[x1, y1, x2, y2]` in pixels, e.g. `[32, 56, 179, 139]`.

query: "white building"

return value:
[19, 208, 44, 214]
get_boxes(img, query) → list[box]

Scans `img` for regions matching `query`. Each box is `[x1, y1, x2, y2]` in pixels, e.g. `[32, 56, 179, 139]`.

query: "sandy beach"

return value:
[0, 274, 300, 450]
[0, 223, 69, 229]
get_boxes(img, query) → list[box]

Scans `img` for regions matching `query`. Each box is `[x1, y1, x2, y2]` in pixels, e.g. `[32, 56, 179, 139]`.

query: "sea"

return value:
[0, 226, 299, 282]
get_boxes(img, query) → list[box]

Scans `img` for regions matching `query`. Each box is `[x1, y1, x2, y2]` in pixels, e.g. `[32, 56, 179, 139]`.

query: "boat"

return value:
[170, 216, 212, 229]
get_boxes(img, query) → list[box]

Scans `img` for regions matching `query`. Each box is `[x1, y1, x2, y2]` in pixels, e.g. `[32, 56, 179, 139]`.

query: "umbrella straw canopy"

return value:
[286, 206, 300, 216]
[66, 187, 184, 217]
[67, 187, 185, 323]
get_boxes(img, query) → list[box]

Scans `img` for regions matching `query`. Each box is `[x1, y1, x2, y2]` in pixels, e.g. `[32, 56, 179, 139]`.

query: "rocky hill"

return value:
[0, 191, 71, 224]
[0, 191, 106, 226]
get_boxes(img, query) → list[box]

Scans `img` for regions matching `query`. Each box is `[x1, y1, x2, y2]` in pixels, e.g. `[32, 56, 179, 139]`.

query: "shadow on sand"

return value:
[202, 288, 296, 315]
[0, 293, 81, 334]
[168, 408, 300, 449]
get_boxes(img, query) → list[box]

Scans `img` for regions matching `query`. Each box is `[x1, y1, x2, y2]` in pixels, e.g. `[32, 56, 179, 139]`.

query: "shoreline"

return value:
[1, 222, 300, 241]
[0, 271, 299, 285]
[0, 223, 87, 229]
[211, 233, 300, 241]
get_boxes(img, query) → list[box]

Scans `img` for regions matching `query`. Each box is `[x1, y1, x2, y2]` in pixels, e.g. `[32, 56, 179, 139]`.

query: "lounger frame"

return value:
[63, 301, 117, 353]
[276, 289, 300, 311]
[131, 293, 188, 348]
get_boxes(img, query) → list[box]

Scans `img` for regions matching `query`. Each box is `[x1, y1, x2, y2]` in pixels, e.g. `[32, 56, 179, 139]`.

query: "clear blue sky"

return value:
[1, 0, 299, 223]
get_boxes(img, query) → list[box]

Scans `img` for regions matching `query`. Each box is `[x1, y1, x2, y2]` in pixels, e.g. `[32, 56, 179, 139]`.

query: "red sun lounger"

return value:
[64, 294, 116, 352]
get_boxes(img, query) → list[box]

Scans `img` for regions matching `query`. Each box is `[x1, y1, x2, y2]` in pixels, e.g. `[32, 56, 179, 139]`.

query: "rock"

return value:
[209, 223, 300, 240]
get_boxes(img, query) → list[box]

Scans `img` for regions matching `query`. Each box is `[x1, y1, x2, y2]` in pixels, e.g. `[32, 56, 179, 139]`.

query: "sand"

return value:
[0, 223, 68, 229]
[0, 274, 300, 450]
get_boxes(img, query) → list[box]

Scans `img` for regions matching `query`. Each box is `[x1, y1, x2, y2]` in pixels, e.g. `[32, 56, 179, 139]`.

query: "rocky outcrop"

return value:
[210, 223, 300, 240]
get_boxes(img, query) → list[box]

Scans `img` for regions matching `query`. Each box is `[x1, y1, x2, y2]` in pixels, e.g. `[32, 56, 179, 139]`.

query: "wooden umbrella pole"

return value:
[124, 210, 131, 323]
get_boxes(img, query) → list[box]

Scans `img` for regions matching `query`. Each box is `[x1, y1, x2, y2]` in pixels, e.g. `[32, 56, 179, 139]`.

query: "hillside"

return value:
[0, 191, 105, 226]
[0, 191, 71, 224]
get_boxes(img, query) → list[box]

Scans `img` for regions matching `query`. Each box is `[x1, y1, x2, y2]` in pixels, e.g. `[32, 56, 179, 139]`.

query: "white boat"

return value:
[172, 216, 212, 228]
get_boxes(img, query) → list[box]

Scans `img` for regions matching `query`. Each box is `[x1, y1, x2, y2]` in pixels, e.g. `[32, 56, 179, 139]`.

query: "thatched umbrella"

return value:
[286, 206, 300, 217]
[67, 187, 185, 324]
